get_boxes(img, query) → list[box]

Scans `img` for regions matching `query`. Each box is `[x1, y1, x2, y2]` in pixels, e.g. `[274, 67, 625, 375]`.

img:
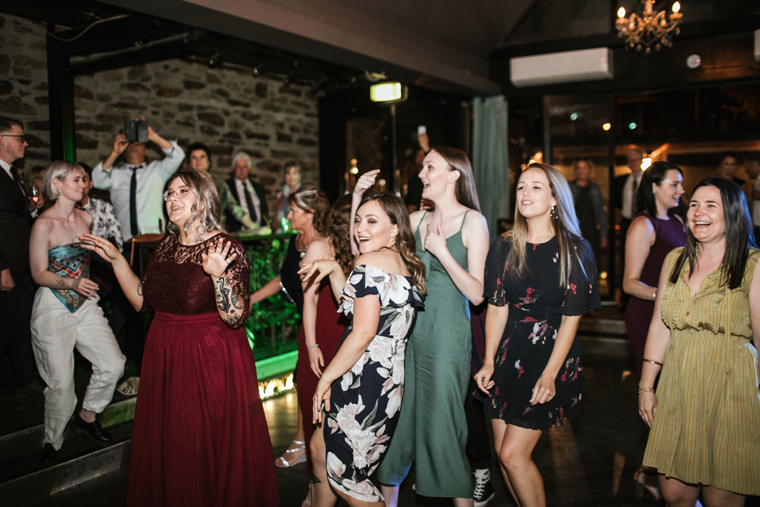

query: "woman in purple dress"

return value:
[623, 161, 686, 373]
[622, 161, 686, 501]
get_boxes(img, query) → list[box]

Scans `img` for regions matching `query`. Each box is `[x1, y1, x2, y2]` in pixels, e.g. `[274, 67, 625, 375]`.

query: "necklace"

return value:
[55, 206, 79, 243]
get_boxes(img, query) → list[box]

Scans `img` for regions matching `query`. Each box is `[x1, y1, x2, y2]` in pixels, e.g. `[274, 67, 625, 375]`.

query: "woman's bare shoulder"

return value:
[356, 250, 408, 276]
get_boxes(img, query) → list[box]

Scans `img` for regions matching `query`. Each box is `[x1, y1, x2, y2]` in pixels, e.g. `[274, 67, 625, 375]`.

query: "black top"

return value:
[279, 235, 304, 314]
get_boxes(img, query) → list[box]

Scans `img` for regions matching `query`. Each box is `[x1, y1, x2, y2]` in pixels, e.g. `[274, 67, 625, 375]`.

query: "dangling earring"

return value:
[550, 205, 558, 221]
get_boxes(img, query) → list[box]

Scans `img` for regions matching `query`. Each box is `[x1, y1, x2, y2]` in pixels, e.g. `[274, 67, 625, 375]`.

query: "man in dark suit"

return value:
[612, 148, 645, 237]
[612, 148, 645, 307]
[226, 151, 269, 232]
[0, 117, 38, 391]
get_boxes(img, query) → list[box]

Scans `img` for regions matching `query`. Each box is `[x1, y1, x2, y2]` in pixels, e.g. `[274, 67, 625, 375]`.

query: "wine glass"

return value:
[29, 185, 40, 207]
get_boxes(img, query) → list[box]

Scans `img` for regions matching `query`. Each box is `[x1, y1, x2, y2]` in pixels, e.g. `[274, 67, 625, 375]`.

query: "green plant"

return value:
[243, 235, 301, 358]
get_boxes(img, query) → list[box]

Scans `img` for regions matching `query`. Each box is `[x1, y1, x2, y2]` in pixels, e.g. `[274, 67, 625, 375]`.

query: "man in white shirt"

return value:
[92, 119, 184, 246]
[226, 151, 269, 232]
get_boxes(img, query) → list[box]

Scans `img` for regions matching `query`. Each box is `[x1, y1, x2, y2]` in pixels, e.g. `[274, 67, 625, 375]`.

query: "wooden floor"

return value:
[3, 333, 759, 507]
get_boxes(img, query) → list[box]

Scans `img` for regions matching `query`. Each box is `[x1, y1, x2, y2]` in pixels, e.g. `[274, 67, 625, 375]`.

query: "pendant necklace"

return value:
[56, 206, 79, 243]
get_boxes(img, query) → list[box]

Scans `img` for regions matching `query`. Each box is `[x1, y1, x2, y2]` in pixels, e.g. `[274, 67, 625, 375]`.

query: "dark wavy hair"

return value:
[633, 161, 683, 218]
[430, 147, 481, 212]
[165, 170, 223, 241]
[288, 184, 330, 236]
[669, 176, 757, 290]
[329, 194, 354, 276]
[358, 193, 426, 295]
[186, 142, 211, 160]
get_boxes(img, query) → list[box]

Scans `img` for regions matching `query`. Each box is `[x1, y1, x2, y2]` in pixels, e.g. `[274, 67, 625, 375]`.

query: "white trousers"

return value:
[30, 289, 125, 450]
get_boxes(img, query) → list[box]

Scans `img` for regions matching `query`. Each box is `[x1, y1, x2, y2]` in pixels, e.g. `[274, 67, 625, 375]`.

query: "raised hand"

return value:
[112, 134, 128, 156]
[138, 115, 157, 142]
[298, 259, 340, 287]
[353, 169, 380, 198]
[423, 222, 447, 258]
[201, 237, 237, 278]
[80, 234, 123, 264]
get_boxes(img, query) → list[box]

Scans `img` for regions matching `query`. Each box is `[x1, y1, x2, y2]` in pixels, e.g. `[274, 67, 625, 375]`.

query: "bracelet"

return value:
[307, 343, 320, 351]
[638, 387, 655, 394]
[642, 358, 663, 366]
[652, 289, 657, 300]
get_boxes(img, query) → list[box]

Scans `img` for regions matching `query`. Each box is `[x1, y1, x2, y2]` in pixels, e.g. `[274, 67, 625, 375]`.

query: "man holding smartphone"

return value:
[92, 117, 185, 245]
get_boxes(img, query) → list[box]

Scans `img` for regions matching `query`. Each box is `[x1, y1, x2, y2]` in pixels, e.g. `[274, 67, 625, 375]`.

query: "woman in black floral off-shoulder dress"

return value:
[299, 193, 426, 507]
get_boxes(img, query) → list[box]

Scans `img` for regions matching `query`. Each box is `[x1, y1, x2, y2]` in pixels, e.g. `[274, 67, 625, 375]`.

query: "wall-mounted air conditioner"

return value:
[510, 48, 613, 88]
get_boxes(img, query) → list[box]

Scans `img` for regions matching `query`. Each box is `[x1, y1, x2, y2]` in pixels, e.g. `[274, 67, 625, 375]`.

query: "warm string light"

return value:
[258, 372, 295, 400]
[616, 0, 683, 53]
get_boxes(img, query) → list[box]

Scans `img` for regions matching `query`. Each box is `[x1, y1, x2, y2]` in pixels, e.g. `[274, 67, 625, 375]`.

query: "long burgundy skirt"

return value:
[126, 312, 280, 506]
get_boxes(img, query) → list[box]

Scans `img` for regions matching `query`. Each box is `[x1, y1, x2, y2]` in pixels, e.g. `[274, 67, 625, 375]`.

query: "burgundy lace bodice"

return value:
[141, 233, 250, 326]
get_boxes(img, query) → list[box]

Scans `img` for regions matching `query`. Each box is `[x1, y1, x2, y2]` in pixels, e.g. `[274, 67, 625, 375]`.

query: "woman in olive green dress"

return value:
[639, 176, 760, 507]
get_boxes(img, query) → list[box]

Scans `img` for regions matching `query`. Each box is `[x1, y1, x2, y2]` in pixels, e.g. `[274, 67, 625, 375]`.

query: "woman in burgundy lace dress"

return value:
[82, 170, 280, 506]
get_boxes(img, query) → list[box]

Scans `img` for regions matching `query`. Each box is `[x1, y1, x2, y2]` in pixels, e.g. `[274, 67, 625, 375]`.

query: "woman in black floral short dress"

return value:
[475, 163, 600, 507]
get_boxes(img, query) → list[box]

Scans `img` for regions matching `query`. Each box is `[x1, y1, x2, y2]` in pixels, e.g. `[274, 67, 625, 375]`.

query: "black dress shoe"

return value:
[39, 443, 60, 467]
[71, 413, 113, 446]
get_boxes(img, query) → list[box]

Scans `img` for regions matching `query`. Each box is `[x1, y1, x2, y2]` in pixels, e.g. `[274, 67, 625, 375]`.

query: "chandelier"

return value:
[615, 0, 683, 53]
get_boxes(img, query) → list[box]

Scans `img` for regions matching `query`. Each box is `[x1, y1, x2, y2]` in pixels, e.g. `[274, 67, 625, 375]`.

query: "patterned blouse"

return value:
[82, 196, 124, 252]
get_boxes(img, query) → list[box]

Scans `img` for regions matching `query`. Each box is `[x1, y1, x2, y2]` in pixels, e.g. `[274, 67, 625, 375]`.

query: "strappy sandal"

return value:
[275, 439, 306, 468]
[301, 483, 312, 507]
[117, 377, 139, 397]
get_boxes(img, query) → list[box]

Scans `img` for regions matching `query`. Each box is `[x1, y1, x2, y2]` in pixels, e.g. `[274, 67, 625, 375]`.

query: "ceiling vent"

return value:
[510, 48, 613, 87]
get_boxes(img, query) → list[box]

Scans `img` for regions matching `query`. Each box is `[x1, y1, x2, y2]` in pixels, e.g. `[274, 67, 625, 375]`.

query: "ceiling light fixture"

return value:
[616, 0, 683, 53]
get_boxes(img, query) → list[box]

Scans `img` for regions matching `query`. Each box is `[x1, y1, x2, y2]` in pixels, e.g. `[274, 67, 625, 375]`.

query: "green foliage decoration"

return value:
[242, 234, 301, 359]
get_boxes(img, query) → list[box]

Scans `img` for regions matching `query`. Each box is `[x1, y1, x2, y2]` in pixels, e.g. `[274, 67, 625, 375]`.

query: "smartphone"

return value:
[124, 119, 149, 143]
[417, 125, 426, 136]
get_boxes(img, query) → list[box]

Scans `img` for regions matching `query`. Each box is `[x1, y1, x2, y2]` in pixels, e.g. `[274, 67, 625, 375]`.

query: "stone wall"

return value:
[0, 12, 320, 212]
[74, 62, 319, 208]
[0, 14, 51, 165]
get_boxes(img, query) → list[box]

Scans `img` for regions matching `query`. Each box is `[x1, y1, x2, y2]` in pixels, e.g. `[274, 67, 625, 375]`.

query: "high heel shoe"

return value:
[634, 467, 663, 503]
[275, 439, 307, 468]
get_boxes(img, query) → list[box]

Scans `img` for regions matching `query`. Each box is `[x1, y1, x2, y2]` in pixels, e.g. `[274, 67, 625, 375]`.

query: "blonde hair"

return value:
[44, 161, 84, 201]
[165, 171, 223, 241]
[505, 163, 584, 287]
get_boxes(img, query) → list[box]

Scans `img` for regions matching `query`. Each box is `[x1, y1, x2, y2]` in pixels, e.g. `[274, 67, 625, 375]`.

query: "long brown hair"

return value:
[505, 163, 584, 287]
[165, 170, 223, 242]
[669, 176, 757, 290]
[430, 147, 481, 212]
[358, 193, 426, 295]
[329, 194, 354, 276]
